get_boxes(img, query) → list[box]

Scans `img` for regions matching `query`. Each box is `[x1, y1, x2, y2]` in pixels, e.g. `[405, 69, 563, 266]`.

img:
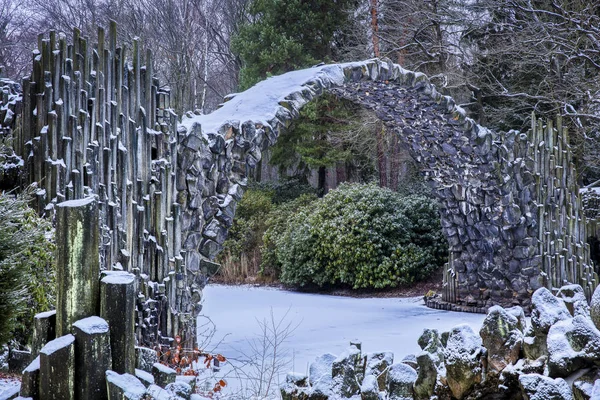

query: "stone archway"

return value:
[178, 58, 595, 309]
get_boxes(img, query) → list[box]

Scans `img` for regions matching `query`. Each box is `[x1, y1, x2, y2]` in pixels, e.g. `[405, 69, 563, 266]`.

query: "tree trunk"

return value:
[318, 165, 328, 196]
[371, 0, 380, 57]
[376, 122, 387, 188]
[389, 130, 399, 191]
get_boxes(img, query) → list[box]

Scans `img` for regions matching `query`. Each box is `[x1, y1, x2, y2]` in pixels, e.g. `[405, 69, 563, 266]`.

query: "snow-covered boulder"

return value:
[479, 305, 523, 374]
[522, 324, 548, 361]
[387, 362, 417, 400]
[364, 352, 393, 391]
[309, 353, 336, 399]
[590, 284, 600, 331]
[401, 354, 417, 370]
[531, 288, 572, 335]
[443, 324, 483, 399]
[499, 358, 546, 399]
[572, 368, 600, 400]
[547, 315, 600, 377]
[556, 284, 590, 318]
[413, 352, 438, 400]
[360, 374, 380, 400]
[505, 305, 527, 332]
[417, 329, 444, 366]
[105, 370, 147, 400]
[332, 345, 363, 398]
[518, 373, 573, 400]
[280, 372, 310, 400]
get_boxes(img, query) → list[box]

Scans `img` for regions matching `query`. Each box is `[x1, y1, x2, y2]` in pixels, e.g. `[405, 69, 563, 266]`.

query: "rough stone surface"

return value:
[556, 284, 590, 317]
[20, 356, 40, 399]
[32, 310, 56, 357]
[590, 284, 600, 331]
[105, 370, 146, 400]
[100, 273, 136, 374]
[331, 345, 362, 398]
[547, 315, 600, 377]
[55, 197, 99, 337]
[443, 324, 483, 399]
[39, 334, 76, 400]
[572, 368, 600, 400]
[387, 362, 417, 400]
[530, 288, 571, 335]
[151, 363, 176, 387]
[135, 346, 159, 373]
[72, 316, 112, 399]
[413, 351, 438, 400]
[479, 305, 523, 374]
[518, 373, 573, 400]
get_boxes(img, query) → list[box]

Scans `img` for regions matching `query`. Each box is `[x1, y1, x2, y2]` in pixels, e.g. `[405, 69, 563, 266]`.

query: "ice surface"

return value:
[40, 334, 75, 356]
[72, 316, 109, 335]
[202, 285, 487, 395]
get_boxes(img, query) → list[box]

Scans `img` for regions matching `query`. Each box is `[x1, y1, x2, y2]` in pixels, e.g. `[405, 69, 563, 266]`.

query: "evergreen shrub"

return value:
[276, 183, 447, 289]
[0, 189, 55, 346]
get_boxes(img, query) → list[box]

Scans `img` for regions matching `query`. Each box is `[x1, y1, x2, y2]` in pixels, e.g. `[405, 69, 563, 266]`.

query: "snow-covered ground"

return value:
[200, 285, 487, 397]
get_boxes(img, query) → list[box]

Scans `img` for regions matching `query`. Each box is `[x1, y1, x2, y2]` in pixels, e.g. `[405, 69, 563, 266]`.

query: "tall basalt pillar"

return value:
[55, 197, 99, 336]
[100, 272, 136, 374]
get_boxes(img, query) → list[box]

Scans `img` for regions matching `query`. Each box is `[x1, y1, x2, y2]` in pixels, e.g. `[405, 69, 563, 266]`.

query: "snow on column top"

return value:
[57, 196, 95, 208]
[34, 310, 56, 319]
[101, 272, 135, 285]
[179, 62, 359, 137]
[39, 334, 75, 356]
[105, 370, 146, 396]
[72, 316, 109, 334]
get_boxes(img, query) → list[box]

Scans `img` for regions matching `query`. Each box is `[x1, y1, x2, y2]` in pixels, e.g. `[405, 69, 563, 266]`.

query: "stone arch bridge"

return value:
[0, 27, 596, 348]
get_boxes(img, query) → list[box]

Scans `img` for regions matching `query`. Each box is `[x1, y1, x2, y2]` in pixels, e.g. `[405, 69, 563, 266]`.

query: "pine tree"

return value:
[231, 0, 357, 89]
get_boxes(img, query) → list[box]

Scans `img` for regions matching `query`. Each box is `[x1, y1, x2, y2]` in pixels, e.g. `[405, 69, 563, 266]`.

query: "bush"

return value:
[276, 183, 447, 289]
[217, 188, 275, 280]
[260, 193, 318, 278]
[0, 189, 55, 346]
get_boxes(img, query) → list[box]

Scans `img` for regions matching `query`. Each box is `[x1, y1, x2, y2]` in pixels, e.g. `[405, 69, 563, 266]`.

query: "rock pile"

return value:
[282, 284, 600, 399]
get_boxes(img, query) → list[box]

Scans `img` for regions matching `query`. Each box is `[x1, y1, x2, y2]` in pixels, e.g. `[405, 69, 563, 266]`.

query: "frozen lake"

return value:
[199, 284, 487, 398]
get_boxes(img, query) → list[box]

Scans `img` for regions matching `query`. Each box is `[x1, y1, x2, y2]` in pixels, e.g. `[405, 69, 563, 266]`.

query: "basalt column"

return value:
[55, 197, 100, 336]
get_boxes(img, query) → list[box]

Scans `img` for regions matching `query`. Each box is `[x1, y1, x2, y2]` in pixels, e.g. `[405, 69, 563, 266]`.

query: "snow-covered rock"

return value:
[547, 315, 600, 377]
[413, 351, 438, 400]
[364, 352, 393, 392]
[332, 345, 363, 398]
[590, 284, 600, 331]
[572, 368, 600, 400]
[387, 362, 417, 400]
[556, 284, 590, 318]
[518, 373, 573, 400]
[531, 288, 571, 335]
[417, 329, 444, 366]
[479, 305, 523, 374]
[105, 370, 146, 400]
[443, 324, 483, 399]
